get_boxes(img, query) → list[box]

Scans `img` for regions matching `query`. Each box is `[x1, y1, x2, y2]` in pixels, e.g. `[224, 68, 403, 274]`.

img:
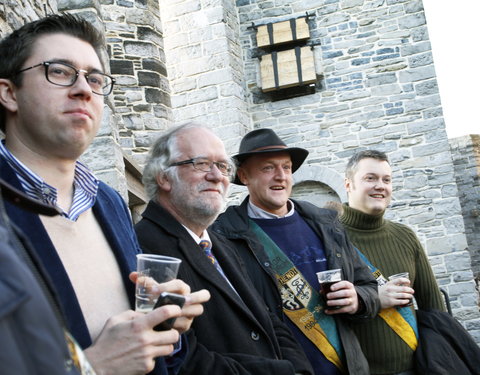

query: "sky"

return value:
[422, 0, 479, 138]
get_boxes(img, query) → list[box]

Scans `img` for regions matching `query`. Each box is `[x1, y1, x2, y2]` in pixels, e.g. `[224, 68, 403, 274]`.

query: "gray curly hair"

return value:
[142, 122, 234, 201]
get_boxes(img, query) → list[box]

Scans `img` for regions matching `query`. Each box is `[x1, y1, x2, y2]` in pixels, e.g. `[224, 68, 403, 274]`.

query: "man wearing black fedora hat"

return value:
[213, 128, 379, 375]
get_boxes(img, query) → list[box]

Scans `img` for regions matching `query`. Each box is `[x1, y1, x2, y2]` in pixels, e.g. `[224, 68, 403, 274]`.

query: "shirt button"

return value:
[264, 262, 270, 267]
[250, 331, 260, 341]
[336, 253, 342, 258]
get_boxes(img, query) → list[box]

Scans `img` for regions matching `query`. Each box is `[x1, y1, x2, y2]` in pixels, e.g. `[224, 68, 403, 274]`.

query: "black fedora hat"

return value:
[232, 128, 309, 185]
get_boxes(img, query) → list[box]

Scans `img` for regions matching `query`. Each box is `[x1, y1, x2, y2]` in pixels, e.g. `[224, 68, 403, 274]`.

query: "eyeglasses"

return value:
[169, 157, 234, 177]
[16, 61, 115, 96]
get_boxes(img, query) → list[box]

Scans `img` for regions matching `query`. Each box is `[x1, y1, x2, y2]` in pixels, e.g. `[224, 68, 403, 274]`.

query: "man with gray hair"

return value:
[135, 122, 313, 375]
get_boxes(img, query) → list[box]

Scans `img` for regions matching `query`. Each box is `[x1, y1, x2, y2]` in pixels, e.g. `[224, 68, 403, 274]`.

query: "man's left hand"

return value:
[129, 272, 210, 333]
[172, 289, 210, 334]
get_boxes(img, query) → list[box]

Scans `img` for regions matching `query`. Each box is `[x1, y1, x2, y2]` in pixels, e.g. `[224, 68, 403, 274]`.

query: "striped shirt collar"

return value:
[0, 140, 99, 221]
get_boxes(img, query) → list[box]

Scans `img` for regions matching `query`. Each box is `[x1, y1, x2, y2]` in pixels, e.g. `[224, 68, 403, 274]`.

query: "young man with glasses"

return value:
[135, 122, 313, 375]
[0, 14, 209, 375]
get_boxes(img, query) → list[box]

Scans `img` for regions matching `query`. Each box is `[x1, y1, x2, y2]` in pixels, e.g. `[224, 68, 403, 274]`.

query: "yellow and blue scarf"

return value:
[250, 220, 346, 372]
[356, 250, 418, 350]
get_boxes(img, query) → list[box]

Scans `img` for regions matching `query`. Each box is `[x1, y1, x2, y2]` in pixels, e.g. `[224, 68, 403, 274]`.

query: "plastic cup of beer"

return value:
[316, 268, 343, 308]
[135, 254, 181, 313]
[388, 271, 413, 307]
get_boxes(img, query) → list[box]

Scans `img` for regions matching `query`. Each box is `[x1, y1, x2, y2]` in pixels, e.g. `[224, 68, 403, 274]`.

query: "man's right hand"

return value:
[84, 305, 182, 375]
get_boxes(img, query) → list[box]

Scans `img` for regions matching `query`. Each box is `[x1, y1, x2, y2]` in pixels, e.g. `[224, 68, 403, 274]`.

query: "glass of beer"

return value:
[135, 254, 181, 313]
[316, 268, 343, 308]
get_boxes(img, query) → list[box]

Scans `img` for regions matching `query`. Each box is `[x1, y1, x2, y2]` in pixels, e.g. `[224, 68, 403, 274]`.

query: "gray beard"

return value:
[170, 188, 225, 229]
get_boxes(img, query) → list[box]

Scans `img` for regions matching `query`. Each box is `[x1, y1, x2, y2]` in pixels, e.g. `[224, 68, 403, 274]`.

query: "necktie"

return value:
[199, 240, 228, 279]
[199, 240, 242, 298]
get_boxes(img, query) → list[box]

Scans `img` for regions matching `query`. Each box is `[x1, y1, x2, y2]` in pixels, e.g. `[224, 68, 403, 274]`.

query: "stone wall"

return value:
[159, 0, 251, 154]
[0, 0, 57, 31]
[100, 0, 173, 166]
[450, 135, 480, 285]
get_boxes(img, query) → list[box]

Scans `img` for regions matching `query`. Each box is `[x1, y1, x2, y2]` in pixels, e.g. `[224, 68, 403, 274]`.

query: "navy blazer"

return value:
[0, 182, 79, 375]
[0, 157, 138, 347]
[0, 156, 179, 375]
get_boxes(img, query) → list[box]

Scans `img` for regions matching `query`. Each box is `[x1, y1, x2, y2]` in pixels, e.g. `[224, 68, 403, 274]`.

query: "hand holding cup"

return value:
[380, 272, 414, 308]
[317, 268, 343, 309]
[135, 254, 182, 313]
[317, 268, 360, 314]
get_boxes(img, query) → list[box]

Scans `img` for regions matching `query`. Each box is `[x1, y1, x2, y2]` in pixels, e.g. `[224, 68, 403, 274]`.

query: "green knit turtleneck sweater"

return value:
[340, 203, 445, 375]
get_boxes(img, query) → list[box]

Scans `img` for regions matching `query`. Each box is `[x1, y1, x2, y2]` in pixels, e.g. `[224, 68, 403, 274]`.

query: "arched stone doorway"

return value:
[291, 165, 346, 208]
[291, 180, 341, 208]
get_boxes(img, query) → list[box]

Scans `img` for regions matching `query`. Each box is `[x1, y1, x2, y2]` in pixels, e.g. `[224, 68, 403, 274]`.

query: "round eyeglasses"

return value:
[169, 157, 234, 177]
[16, 61, 115, 96]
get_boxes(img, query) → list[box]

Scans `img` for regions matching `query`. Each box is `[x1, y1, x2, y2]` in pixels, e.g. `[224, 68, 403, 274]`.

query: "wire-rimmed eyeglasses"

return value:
[169, 157, 234, 177]
[16, 61, 115, 96]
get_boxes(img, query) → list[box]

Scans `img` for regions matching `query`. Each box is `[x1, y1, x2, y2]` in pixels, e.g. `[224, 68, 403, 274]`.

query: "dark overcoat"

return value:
[213, 197, 381, 375]
[135, 200, 313, 375]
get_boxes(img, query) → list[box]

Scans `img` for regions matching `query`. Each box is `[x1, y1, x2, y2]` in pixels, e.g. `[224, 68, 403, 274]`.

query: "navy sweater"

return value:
[254, 212, 341, 375]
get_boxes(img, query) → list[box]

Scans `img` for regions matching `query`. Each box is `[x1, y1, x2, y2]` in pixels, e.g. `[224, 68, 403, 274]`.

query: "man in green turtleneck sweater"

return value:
[339, 150, 445, 375]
